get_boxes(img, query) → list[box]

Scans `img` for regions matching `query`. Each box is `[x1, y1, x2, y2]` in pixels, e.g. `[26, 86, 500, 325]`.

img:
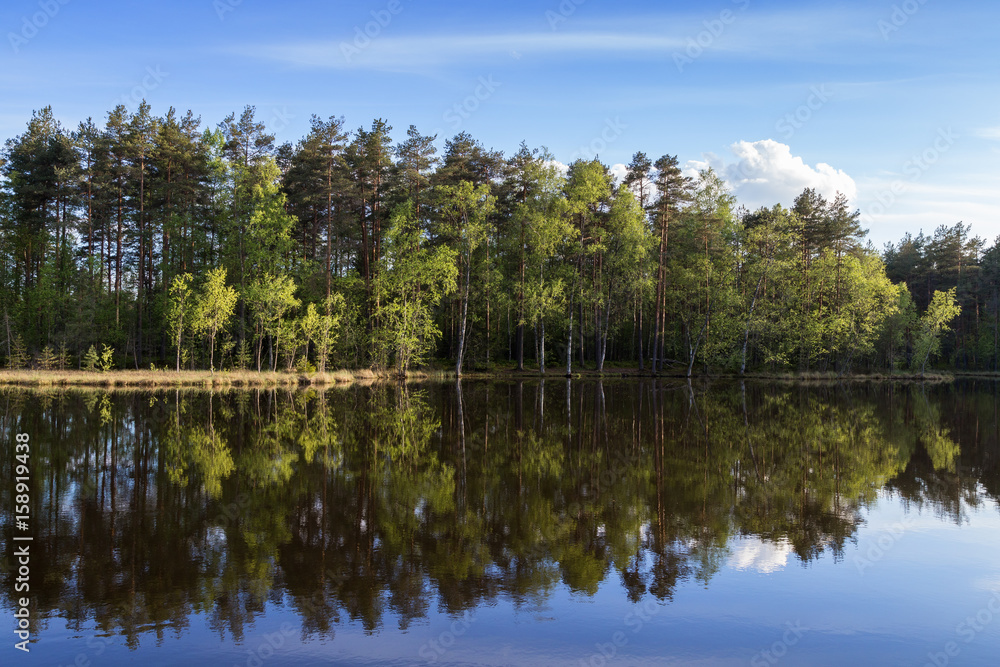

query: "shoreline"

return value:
[0, 367, 968, 388]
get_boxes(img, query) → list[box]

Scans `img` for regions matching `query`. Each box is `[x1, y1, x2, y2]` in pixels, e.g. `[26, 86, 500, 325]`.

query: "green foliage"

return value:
[297, 294, 344, 373]
[277, 317, 301, 371]
[913, 287, 962, 374]
[2, 101, 997, 375]
[167, 273, 196, 371]
[245, 273, 300, 371]
[193, 267, 238, 371]
[874, 282, 916, 372]
[234, 339, 252, 371]
[436, 180, 496, 374]
[7, 379, 992, 635]
[57, 340, 71, 370]
[36, 345, 58, 370]
[668, 168, 741, 375]
[373, 202, 458, 374]
[99, 344, 115, 372]
[7, 334, 28, 369]
[83, 345, 99, 371]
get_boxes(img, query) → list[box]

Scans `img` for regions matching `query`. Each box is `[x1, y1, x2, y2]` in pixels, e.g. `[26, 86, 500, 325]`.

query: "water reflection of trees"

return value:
[1, 381, 998, 644]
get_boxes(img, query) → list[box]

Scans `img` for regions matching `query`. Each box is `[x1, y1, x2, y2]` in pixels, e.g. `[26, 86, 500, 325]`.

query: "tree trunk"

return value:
[539, 318, 546, 374]
[596, 297, 611, 372]
[637, 295, 644, 371]
[687, 313, 710, 378]
[517, 219, 525, 371]
[209, 332, 215, 372]
[566, 293, 574, 377]
[456, 251, 471, 376]
[740, 264, 770, 375]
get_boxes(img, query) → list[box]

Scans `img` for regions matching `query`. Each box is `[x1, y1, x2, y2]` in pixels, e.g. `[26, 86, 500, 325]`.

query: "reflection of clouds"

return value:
[727, 537, 792, 574]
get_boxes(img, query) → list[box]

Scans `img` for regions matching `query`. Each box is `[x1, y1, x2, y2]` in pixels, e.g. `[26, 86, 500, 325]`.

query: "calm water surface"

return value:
[2, 380, 1000, 666]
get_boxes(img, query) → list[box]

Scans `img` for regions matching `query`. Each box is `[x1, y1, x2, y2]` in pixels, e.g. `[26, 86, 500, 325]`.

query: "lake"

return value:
[2, 380, 1000, 666]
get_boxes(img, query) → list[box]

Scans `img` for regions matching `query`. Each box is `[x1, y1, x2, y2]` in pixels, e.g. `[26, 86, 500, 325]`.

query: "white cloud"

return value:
[608, 163, 628, 185]
[687, 139, 857, 210]
[545, 159, 569, 177]
[727, 536, 792, 574]
[976, 126, 1000, 140]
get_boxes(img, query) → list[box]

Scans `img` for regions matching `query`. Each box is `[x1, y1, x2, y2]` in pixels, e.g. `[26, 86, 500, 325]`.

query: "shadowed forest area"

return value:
[1, 105, 994, 376]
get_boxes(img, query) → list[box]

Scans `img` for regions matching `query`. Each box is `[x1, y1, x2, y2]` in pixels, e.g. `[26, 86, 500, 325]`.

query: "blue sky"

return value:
[2, 0, 997, 246]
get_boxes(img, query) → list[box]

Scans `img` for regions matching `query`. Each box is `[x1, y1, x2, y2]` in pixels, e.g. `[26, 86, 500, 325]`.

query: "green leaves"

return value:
[99, 344, 115, 372]
[244, 272, 299, 371]
[372, 202, 458, 374]
[914, 287, 961, 373]
[192, 267, 238, 371]
[167, 273, 195, 371]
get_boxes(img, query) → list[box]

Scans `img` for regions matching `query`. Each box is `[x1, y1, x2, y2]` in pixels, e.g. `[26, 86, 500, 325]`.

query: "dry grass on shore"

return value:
[742, 370, 955, 383]
[0, 367, 962, 389]
[0, 368, 397, 388]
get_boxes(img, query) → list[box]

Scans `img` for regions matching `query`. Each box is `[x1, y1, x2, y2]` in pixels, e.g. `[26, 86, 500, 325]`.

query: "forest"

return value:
[0, 103, 994, 376]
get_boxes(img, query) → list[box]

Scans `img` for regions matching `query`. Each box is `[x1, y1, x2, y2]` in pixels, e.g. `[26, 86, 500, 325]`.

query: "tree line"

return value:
[0, 103, 984, 375]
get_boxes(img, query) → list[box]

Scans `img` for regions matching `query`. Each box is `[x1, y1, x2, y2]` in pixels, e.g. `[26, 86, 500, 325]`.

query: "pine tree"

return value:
[36, 345, 58, 370]
[283, 114, 349, 295]
[104, 104, 132, 329]
[82, 344, 100, 371]
[220, 105, 276, 342]
[650, 155, 693, 372]
[128, 101, 158, 364]
[7, 334, 28, 369]
[343, 120, 395, 317]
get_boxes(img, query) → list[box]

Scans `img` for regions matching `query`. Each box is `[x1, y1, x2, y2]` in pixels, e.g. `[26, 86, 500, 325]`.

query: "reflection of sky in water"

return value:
[727, 536, 793, 574]
[7, 492, 1000, 667]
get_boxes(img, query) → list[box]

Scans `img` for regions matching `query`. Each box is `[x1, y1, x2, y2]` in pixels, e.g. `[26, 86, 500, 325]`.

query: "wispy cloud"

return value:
[230, 32, 691, 71]
[227, 5, 923, 76]
[976, 126, 1000, 140]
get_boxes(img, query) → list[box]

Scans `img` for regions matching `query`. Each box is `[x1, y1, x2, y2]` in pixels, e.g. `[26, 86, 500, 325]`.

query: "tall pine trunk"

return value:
[456, 250, 471, 376]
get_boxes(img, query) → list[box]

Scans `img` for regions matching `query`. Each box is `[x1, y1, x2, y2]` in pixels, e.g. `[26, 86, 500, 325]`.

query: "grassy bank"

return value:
[0, 368, 393, 388]
[0, 367, 963, 388]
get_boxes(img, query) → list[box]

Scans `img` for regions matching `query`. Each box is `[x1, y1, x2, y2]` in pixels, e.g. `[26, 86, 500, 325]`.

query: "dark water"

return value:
[2, 380, 1000, 666]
